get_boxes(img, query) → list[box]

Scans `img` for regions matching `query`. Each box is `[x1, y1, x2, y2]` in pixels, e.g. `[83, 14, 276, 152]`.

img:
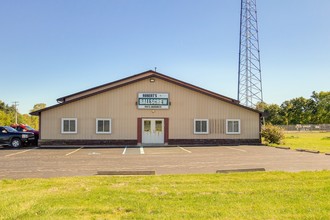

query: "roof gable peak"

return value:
[31, 70, 260, 115]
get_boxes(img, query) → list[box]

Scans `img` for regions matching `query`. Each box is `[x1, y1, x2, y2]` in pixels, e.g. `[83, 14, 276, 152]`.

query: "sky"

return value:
[1, 0, 329, 114]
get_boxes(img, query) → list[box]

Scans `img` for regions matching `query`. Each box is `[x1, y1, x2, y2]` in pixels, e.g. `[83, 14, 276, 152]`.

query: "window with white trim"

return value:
[226, 119, 240, 134]
[96, 118, 112, 134]
[194, 119, 209, 134]
[61, 118, 77, 134]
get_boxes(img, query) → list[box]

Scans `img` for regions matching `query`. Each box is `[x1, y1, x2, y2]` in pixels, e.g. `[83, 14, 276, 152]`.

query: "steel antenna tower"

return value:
[238, 0, 263, 108]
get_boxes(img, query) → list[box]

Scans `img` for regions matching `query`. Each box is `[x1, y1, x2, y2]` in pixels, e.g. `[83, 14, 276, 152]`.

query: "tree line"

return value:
[1, 91, 329, 129]
[257, 91, 330, 125]
[0, 100, 45, 130]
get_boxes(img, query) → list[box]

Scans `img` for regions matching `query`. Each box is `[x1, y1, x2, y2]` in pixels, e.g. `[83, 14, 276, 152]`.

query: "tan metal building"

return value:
[31, 70, 261, 146]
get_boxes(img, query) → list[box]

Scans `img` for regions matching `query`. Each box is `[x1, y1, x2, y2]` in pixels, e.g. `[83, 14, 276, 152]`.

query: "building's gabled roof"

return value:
[56, 70, 157, 103]
[30, 70, 260, 115]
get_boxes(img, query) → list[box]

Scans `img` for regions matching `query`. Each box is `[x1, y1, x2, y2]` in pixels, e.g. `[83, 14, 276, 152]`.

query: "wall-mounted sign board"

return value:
[138, 93, 169, 109]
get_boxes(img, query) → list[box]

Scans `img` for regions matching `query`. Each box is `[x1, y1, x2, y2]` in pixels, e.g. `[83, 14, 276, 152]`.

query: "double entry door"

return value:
[142, 119, 164, 144]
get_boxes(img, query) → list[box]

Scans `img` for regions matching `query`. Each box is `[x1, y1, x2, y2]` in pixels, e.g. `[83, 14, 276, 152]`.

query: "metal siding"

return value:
[41, 78, 260, 140]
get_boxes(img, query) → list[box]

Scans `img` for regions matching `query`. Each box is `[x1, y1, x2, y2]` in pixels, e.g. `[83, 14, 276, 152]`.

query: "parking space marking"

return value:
[140, 146, 145, 154]
[122, 146, 128, 155]
[122, 146, 142, 155]
[4, 147, 39, 157]
[226, 147, 247, 152]
[178, 146, 192, 153]
[65, 147, 84, 156]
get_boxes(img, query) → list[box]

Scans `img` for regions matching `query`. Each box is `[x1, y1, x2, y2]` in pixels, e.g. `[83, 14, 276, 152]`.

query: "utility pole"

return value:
[12, 101, 19, 124]
[238, 0, 263, 108]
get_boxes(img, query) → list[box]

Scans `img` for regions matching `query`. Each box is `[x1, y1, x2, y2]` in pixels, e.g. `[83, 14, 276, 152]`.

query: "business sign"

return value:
[138, 93, 169, 109]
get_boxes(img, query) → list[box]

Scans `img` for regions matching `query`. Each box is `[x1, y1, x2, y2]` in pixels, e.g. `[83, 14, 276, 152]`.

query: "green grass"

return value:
[1, 171, 330, 219]
[281, 132, 330, 152]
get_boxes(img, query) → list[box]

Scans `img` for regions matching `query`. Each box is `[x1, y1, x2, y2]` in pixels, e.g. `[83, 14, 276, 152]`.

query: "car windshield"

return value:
[5, 126, 18, 132]
[25, 125, 34, 130]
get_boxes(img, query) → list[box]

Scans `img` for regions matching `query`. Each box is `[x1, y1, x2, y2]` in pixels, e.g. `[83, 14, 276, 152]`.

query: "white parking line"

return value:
[122, 146, 128, 155]
[226, 147, 247, 152]
[178, 146, 192, 153]
[65, 147, 84, 156]
[140, 146, 145, 154]
[5, 147, 39, 157]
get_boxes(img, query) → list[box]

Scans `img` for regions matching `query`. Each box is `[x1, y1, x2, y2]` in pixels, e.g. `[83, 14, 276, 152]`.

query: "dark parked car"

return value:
[0, 126, 34, 148]
[10, 124, 39, 145]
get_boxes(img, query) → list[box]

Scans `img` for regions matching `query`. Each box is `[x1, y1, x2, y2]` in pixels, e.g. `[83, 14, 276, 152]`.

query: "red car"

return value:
[10, 124, 39, 145]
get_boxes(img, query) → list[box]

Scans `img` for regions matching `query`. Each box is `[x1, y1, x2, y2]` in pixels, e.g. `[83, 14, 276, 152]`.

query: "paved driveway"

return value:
[0, 145, 329, 179]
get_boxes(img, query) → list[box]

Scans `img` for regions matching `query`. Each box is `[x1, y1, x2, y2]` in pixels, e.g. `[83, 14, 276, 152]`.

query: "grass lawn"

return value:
[281, 132, 330, 153]
[1, 171, 330, 219]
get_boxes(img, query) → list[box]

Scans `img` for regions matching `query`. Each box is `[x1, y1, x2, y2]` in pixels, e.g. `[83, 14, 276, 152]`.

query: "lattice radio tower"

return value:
[238, 0, 263, 108]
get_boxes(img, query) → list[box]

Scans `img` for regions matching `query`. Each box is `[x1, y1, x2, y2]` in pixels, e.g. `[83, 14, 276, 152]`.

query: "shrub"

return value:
[261, 124, 284, 145]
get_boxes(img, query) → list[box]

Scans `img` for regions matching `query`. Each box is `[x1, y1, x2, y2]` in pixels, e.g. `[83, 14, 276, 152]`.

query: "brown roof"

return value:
[31, 70, 260, 115]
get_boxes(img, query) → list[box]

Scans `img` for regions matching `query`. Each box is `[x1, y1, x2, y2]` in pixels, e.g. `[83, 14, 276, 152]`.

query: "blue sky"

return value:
[1, 0, 329, 114]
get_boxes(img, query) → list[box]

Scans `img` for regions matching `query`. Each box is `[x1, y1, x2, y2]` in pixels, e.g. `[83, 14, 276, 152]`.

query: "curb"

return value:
[295, 149, 319, 154]
[269, 146, 327, 155]
[275, 146, 290, 150]
[216, 168, 265, 173]
[96, 170, 156, 175]
[304, 150, 320, 154]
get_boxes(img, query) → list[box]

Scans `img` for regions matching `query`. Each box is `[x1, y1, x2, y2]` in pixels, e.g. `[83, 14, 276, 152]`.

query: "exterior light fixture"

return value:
[150, 78, 155, 83]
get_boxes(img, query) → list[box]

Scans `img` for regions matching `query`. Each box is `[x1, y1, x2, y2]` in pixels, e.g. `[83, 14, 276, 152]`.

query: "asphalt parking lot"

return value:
[0, 145, 329, 179]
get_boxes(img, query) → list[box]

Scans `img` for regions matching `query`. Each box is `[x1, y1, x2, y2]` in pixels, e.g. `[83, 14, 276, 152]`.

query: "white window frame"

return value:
[96, 118, 112, 134]
[226, 119, 241, 134]
[194, 119, 209, 134]
[61, 118, 77, 134]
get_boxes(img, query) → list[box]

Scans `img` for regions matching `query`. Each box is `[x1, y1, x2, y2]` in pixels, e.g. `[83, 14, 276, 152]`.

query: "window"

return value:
[226, 119, 240, 134]
[194, 119, 209, 134]
[61, 118, 77, 134]
[155, 120, 163, 132]
[96, 118, 111, 134]
[144, 120, 151, 132]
